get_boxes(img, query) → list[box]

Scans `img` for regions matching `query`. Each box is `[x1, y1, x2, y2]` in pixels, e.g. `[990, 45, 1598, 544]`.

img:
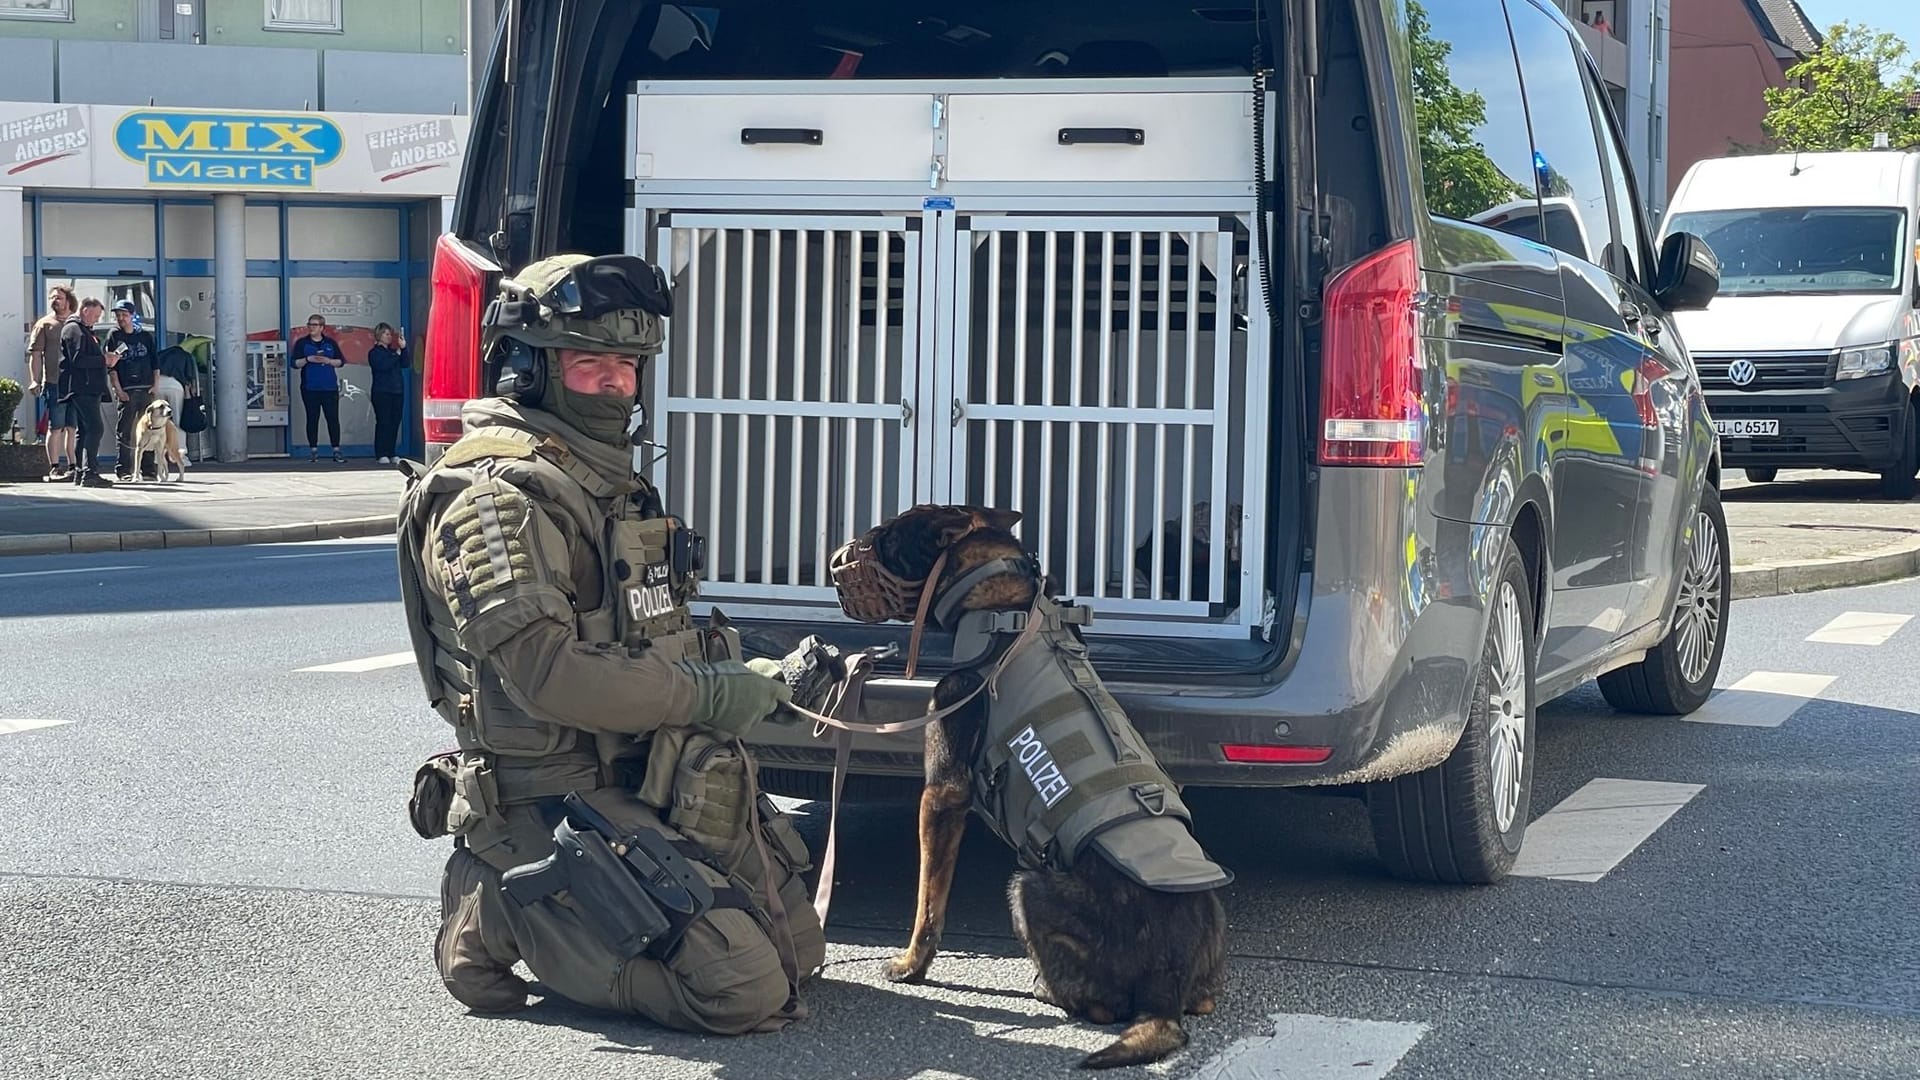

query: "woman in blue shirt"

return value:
[291, 313, 345, 463]
[368, 322, 409, 464]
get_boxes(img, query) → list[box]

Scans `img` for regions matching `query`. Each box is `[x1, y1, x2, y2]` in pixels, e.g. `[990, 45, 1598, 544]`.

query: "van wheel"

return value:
[1743, 468, 1777, 483]
[1367, 539, 1535, 885]
[1598, 485, 1730, 715]
[1880, 401, 1919, 500]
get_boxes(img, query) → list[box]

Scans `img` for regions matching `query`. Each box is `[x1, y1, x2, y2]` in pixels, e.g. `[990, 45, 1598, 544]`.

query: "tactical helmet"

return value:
[481, 253, 673, 403]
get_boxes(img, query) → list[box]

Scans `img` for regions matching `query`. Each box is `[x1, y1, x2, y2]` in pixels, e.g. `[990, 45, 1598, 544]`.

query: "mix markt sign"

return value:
[0, 102, 467, 195]
[115, 111, 346, 188]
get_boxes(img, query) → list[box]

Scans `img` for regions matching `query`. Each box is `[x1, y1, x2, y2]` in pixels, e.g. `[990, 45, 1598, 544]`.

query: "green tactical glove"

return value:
[675, 658, 793, 738]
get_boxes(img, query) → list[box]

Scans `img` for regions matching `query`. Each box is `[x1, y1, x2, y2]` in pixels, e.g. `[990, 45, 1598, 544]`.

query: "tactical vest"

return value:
[396, 422, 722, 804]
[956, 592, 1233, 893]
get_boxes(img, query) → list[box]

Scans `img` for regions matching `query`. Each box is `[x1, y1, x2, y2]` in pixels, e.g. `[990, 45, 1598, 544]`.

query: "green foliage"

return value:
[0, 378, 21, 431]
[1409, 0, 1531, 220]
[1762, 22, 1920, 151]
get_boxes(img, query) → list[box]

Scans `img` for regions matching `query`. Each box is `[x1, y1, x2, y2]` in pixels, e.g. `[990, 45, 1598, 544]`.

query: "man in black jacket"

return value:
[107, 300, 160, 481]
[59, 298, 113, 488]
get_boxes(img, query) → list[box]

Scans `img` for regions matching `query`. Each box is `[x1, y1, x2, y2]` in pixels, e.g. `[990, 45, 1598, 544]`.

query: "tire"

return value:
[1743, 467, 1777, 484]
[1367, 539, 1535, 885]
[1598, 484, 1731, 715]
[1880, 400, 1919, 500]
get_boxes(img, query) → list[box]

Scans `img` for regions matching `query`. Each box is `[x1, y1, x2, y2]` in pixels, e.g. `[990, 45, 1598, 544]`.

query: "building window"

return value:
[265, 0, 341, 32]
[0, 0, 74, 22]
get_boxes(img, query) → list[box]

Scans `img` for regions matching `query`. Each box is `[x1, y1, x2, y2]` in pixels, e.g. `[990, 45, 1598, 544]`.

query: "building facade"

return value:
[1667, 0, 1822, 198]
[1550, 0, 1674, 221]
[2, 0, 471, 462]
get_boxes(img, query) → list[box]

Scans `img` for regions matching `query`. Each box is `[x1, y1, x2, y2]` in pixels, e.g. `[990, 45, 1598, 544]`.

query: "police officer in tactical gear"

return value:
[396, 253, 826, 1034]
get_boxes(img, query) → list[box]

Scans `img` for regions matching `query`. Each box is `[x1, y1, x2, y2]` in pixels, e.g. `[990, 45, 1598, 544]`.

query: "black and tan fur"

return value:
[871, 505, 1226, 1070]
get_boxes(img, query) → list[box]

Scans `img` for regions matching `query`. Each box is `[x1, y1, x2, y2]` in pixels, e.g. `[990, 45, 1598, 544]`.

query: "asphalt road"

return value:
[1, 539, 1916, 1079]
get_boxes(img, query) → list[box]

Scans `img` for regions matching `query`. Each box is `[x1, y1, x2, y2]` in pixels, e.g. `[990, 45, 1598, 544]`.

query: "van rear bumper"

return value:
[745, 471, 1500, 791]
[1706, 374, 1909, 470]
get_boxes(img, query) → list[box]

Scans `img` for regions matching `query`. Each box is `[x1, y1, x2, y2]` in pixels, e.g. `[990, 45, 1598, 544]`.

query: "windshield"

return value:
[1664, 207, 1909, 297]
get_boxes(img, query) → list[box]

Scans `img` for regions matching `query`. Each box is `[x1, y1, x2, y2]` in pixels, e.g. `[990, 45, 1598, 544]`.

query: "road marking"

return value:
[1685, 671, 1836, 728]
[1193, 1013, 1430, 1080]
[0, 718, 71, 736]
[257, 550, 390, 560]
[1511, 778, 1705, 883]
[1806, 611, 1912, 646]
[295, 651, 415, 673]
[0, 565, 141, 580]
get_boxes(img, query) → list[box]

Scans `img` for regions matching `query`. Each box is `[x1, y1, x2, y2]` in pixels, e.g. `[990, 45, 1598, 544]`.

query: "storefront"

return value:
[3, 103, 467, 461]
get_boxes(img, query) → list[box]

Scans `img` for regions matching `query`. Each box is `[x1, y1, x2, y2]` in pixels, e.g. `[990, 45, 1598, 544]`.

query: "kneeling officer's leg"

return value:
[491, 791, 796, 1034]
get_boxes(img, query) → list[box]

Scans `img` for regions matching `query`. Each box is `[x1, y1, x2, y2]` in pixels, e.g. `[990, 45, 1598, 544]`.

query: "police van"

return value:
[426, 0, 1728, 884]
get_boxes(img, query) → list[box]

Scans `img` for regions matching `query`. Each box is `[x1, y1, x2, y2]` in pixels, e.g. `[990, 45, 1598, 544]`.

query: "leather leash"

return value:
[783, 593, 1049, 927]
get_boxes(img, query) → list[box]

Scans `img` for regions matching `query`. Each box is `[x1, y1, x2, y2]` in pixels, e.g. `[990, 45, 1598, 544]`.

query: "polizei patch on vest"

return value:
[627, 563, 675, 622]
[1008, 725, 1074, 808]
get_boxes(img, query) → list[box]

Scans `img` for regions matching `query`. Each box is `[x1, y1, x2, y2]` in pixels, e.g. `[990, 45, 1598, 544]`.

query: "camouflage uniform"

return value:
[398, 254, 825, 1033]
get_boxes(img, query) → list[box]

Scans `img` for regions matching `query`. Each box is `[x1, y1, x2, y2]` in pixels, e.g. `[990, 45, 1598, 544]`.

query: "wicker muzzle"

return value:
[829, 538, 925, 624]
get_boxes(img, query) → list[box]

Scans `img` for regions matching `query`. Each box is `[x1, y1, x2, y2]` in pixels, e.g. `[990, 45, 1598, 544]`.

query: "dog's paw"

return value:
[881, 954, 929, 984]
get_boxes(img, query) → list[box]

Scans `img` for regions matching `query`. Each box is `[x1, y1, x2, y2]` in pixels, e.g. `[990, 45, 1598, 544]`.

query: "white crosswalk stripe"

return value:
[1511, 778, 1705, 882]
[1193, 1014, 1431, 1079]
[1806, 611, 1912, 646]
[0, 718, 72, 736]
[295, 651, 415, 673]
[1683, 671, 1836, 728]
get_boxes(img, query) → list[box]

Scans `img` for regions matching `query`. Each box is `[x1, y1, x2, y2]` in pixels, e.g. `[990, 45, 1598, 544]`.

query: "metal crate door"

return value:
[941, 215, 1262, 633]
[651, 213, 923, 613]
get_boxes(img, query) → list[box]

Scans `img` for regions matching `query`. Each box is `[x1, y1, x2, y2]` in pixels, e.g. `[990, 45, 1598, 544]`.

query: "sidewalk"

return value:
[4, 462, 1920, 600]
[0, 460, 401, 555]
[1722, 470, 1920, 598]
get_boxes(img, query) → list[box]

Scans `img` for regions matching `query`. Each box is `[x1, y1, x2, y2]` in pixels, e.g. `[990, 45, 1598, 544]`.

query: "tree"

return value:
[1408, 1, 1529, 220]
[1762, 22, 1920, 152]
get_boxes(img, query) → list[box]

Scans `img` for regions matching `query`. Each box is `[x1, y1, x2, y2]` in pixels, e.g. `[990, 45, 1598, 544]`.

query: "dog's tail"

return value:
[1080, 1016, 1186, 1070]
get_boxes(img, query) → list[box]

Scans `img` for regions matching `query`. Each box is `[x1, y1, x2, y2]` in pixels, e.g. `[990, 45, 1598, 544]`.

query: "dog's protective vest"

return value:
[957, 592, 1233, 893]
[395, 421, 719, 804]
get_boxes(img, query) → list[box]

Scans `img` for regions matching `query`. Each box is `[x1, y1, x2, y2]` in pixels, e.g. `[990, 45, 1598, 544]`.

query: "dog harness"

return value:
[943, 581, 1233, 893]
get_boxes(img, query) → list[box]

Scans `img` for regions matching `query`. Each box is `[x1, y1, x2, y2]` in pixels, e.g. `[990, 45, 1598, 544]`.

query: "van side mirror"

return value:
[1653, 233, 1720, 312]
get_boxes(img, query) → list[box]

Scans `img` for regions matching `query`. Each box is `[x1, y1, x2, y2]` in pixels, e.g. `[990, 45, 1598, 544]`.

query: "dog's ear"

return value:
[975, 507, 1022, 533]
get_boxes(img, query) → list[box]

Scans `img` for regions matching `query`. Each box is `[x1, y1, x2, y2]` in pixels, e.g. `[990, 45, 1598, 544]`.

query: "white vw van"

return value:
[1664, 150, 1920, 495]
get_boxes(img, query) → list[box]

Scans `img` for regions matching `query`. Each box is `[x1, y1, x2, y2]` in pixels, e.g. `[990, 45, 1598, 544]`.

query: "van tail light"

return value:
[1317, 239, 1426, 467]
[423, 234, 497, 446]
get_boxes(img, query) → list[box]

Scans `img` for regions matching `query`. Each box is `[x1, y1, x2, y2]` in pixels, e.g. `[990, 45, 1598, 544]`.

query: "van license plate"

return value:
[1714, 419, 1778, 437]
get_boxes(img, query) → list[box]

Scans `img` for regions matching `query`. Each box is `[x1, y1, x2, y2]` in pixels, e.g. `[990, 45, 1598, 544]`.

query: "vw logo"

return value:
[1728, 359, 1759, 387]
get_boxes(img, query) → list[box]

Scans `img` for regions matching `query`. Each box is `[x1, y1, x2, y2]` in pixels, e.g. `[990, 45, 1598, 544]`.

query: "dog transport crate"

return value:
[625, 77, 1274, 639]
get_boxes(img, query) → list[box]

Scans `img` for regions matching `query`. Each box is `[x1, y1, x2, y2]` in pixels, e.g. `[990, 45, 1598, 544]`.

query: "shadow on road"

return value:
[0, 541, 400, 616]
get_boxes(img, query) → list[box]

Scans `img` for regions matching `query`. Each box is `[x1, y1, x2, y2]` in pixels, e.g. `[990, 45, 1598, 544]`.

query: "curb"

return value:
[0, 515, 396, 558]
[1730, 535, 1920, 600]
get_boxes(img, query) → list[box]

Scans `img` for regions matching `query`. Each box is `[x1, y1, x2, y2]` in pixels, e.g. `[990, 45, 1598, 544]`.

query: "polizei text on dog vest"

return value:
[1008, 725, 1074, 808]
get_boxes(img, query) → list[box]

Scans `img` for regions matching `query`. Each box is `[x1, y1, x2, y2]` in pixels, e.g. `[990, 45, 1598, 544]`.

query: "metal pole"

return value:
[214, 193, 248, 462]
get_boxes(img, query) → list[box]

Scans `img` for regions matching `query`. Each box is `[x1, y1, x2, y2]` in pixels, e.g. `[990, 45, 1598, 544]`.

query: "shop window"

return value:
[266, 0, 341, 33]
[0, 1, 73, 22]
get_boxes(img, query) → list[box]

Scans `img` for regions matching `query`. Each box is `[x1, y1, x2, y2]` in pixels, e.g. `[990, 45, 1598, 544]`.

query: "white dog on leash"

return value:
[133, 398, 188, 482]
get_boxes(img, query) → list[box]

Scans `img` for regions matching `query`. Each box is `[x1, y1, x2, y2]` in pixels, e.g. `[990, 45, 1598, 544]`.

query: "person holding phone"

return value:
[368, 322, 409, 465]
[291, 313, 345, 463]
[107, 299, 159, 481]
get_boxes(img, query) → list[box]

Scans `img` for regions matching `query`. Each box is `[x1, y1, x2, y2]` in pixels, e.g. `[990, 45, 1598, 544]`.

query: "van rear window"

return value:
[1665, 207, 1908, 296]
[631, 2, 1268, 80]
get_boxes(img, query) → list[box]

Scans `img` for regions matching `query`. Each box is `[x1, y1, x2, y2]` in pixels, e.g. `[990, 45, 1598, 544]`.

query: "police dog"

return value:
[867, 505, 1228, 1070]
[133, 398, 187, 482]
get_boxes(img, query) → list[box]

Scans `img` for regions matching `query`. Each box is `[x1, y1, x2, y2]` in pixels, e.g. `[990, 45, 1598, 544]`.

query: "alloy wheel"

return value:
[1671, 509, 1724, 686]
[1485, 582, 1528, 834]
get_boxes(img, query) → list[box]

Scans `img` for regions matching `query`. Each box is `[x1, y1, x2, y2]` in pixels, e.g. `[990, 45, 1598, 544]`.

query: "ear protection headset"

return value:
[486, 334, 547, 403]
